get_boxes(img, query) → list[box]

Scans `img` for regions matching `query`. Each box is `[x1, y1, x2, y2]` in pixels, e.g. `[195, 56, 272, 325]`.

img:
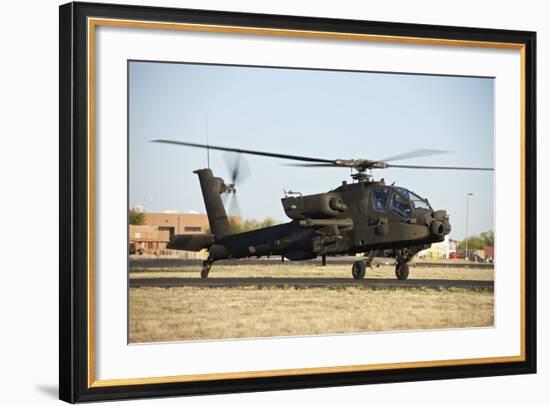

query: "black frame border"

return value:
[59, 2, 536, 403]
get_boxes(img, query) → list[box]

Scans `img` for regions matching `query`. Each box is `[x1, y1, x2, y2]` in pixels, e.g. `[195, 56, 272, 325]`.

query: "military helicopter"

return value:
[152, 140, 493, 279]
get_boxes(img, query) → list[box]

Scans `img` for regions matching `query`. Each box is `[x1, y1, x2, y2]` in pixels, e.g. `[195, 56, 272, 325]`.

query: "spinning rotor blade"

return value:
[228, 194, 241, 216]
[388, 164, 494, 171]
[221, 193, 241, 217]
[284, 163, 340, 167]
[380, 149, 451, 162]
[224, 152, 251, 185]
[152, 140, 335, 164]
[153, 139, 493, 173]
[221, 192, 230, 206]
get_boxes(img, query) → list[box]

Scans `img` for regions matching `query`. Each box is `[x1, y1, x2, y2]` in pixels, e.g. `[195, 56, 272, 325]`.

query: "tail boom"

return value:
[194, 168, 231, 239]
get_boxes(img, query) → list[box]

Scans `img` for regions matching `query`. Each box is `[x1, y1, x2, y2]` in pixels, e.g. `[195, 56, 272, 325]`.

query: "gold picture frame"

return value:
[60, 2, 536, 402]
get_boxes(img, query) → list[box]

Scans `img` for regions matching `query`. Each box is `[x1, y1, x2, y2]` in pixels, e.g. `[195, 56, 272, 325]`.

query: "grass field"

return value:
[129, 262, 494, 343]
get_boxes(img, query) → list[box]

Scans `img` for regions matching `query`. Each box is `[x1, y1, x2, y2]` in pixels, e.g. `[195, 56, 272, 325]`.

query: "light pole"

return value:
[465, 193, 473, 261]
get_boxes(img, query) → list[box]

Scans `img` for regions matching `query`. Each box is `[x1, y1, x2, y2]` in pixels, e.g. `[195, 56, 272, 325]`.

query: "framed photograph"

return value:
[59, 1, 536, 403]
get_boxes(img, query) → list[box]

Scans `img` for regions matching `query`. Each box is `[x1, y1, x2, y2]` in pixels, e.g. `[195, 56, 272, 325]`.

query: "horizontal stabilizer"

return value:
[167, 234, 214, 251]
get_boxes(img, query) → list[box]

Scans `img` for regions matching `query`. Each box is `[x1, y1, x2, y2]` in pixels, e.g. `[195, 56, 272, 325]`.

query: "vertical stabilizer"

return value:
[194, 168, 230, 239]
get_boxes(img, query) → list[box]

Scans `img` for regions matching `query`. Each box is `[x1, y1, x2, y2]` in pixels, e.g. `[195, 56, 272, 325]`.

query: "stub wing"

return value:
[167, 234, 214, 251]
[298, 218, 353, 228]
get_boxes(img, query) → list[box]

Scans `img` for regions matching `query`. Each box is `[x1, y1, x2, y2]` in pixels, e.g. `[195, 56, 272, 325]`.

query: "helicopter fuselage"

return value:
[198, 176, 450, 262]
[153, 138, 489, 279]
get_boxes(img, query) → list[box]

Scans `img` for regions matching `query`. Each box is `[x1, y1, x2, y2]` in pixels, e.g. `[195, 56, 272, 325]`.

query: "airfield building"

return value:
[129, 212, 241, 258]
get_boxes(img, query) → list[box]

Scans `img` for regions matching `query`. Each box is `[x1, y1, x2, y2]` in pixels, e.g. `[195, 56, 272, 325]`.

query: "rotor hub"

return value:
[350, 171, 372, 182]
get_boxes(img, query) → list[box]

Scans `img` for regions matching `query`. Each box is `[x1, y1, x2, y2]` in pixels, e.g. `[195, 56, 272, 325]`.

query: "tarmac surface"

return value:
[129, 277, 493, 289]
[129, 257, 494, 269]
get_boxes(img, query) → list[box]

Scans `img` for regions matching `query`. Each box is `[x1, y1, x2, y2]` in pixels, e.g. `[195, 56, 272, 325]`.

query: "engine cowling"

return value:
[282, 193, 347, 220]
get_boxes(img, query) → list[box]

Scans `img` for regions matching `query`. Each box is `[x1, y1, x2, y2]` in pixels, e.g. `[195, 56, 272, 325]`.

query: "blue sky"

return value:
[129, 61, 494, 241]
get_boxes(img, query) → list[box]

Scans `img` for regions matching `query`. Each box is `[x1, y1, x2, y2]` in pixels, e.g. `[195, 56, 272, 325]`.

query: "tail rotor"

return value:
[223, 152, 250, 216]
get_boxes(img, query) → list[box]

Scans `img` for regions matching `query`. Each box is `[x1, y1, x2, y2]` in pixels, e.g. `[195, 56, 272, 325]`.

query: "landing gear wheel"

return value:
[395, 261, 409, 280]
[352, 261, 367, 279]
[201, 260, 212, 279]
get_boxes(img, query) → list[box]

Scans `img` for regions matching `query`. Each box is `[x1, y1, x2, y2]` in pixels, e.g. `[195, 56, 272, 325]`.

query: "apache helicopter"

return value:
[153, 140, 493, 279]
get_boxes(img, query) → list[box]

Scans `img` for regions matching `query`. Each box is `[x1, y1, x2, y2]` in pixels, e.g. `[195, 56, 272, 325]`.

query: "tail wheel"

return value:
[352, 261, 366, 279]
[395, 262, 409, 280]
[201, 259, 213, 279]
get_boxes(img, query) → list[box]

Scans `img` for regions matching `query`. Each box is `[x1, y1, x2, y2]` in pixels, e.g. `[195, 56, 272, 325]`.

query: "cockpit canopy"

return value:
[393, 187, 432, 210]
[370, 185, 432, 221]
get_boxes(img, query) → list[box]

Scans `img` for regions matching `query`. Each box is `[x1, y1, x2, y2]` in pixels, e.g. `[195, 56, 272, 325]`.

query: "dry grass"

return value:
[129, 263, 494, 281]
[129, 285, 493, 343]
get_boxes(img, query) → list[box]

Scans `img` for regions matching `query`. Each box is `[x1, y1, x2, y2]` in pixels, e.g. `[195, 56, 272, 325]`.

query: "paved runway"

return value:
[129, 257, 494, 269]
[129, 277, 493, 289]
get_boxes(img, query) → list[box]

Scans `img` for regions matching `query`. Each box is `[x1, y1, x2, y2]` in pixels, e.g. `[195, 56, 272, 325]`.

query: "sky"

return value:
[129, 61, 494, 241]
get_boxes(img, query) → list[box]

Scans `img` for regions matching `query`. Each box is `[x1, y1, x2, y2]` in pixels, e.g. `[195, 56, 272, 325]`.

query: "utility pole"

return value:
[465, 192, 473, 261]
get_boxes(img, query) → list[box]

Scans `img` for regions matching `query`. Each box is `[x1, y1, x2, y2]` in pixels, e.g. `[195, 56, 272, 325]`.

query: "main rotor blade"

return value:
[388, 164, 494, 171]
[153, 140, 490, 172]
[284, 163, 340, 167]
[380, 149, 451, 162]
[152, 140, 335, 164]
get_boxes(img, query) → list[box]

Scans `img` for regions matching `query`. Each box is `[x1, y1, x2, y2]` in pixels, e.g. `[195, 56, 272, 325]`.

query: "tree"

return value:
[228, 217, 247, 234]
[457, 230, 494, 250]
[457, 236, 485, 250]
[260, 217, 277, 228]
[228, 217, 280, 234]
[480, 230, 495, 247]
[129, 209, 145, 225]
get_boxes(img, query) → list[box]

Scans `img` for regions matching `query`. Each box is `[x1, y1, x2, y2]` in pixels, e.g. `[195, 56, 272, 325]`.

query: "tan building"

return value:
[129, 212, 241, 258]
[144, 212, 211, 237]
[129, 212, 208, 258]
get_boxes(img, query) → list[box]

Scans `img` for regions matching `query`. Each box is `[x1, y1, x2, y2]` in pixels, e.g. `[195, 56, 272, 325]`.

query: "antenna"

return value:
[206, 113, 210, 169]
